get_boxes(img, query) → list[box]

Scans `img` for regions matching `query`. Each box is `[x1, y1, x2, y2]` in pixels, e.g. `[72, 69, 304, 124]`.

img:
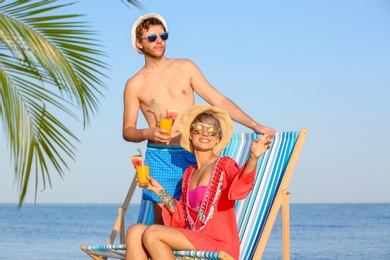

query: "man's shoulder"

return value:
[168, 57, 194, 65]
[125, 71, 144, 91]
[168, 58, 198, 71]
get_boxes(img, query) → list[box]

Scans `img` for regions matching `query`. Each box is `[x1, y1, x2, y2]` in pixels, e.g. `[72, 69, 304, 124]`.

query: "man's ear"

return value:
[136, 39, 143, 51]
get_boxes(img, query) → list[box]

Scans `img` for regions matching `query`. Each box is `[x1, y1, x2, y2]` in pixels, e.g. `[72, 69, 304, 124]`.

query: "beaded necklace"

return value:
[184, 156, 227, 231]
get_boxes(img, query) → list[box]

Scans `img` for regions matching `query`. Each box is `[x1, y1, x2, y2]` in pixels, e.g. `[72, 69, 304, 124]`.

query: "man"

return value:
[123, 13, 274, 224]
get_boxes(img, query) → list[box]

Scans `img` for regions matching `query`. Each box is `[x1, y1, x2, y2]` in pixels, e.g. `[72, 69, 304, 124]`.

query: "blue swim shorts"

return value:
[142, 144, 196, 202]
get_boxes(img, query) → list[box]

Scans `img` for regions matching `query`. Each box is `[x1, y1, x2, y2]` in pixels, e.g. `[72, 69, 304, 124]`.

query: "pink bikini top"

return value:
[188, 185, 207, 208]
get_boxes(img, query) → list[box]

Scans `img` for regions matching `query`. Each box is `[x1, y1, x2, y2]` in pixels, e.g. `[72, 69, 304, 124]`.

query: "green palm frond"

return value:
[0, 0, 109, 207]
[123, 0, 145, 11]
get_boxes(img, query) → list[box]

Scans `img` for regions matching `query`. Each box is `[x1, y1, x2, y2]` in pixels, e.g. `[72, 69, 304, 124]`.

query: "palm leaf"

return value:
[0, 0, 109, 206]
[123, 0, 145, 11]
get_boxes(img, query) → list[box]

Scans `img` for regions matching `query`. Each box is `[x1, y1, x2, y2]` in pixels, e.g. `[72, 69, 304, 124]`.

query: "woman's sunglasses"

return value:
[143, 32, 169, 43]
[191, 123, 220, 136]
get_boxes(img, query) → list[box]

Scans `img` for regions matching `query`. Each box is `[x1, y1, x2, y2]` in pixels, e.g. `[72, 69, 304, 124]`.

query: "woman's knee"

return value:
[142, 225, 162, 247]
[126, 223, 147, 243]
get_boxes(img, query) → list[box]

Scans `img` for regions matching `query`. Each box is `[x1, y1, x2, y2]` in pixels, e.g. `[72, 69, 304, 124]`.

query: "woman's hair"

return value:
[136, 17, 167, 41]
[191, 113, 222, 138]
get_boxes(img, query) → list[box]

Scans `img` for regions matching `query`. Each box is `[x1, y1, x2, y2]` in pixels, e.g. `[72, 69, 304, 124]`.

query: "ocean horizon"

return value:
[1, 203, 389, 259]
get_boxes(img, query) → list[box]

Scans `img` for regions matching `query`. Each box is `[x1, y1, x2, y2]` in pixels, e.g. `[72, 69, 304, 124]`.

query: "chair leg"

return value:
[80, 244, 106, 260]
[281, 189, 290, 260]
[107, 174, 138, 244]
[81, 176, 138, 259]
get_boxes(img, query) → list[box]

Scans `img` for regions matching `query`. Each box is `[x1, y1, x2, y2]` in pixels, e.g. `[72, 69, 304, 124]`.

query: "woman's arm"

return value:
[157, 188, 176, 214]
[240, 131, 275, 179]
[142, 176, 176, 213]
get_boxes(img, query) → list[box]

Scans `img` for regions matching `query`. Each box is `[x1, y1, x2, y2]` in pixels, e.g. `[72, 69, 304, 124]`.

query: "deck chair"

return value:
[81, 128, 307, 260]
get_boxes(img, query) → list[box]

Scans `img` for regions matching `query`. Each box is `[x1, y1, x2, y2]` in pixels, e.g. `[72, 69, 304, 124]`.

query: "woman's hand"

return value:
[240, 131, 276, 178]
[138, 176, 176, 213]
[137, 175, 164, 195]
[250, 131, 275, 159]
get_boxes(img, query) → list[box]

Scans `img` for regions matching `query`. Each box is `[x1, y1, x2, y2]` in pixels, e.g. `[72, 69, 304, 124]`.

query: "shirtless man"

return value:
[123, 13, 274, 224]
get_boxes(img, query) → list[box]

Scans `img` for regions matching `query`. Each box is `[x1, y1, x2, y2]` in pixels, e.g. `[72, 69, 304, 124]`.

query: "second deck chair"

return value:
[82, 128, 307, 260]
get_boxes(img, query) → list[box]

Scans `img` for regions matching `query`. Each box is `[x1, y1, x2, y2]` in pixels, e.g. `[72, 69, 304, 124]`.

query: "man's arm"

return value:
[122, 79, 171, 143]
[122, 79, 150, 142]
[186, 60, 274, 134]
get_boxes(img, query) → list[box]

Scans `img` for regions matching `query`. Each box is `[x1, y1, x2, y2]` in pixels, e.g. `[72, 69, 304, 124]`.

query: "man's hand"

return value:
[253, 124, 276, 135]
[148, 127, 172, 143]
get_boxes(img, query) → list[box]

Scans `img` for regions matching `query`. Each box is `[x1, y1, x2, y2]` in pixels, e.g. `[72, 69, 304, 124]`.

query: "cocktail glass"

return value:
[159, 114, 173, 136]
[136, 165, 150, 184]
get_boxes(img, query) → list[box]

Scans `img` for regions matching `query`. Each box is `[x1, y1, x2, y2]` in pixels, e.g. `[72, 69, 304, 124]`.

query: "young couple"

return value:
[123, 13, 275, 260]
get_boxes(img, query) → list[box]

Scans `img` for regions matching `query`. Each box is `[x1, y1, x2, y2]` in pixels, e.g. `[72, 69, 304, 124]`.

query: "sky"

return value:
[1, 0, 389, 205]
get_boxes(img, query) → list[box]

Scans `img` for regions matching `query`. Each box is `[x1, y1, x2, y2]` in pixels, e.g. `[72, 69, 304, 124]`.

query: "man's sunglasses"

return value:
[191, 123, 220, 136]
[143, 32, 169, 43]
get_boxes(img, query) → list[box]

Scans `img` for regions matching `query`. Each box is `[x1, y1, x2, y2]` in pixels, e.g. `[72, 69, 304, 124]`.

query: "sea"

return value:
[0, 203, 389, 260]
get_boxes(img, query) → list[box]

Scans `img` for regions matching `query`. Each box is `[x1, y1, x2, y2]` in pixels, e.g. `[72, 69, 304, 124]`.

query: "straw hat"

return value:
[179, 104, 233, 155]
[131, 13, 168, 54]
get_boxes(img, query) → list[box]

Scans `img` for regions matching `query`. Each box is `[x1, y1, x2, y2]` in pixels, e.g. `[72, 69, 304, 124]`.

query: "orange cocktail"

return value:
[159, 114, 172, 136]
[136, 165, 150, 184]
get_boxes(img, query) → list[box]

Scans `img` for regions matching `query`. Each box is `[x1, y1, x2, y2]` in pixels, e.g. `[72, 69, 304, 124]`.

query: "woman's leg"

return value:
[125, 223, 149, 260]
[142, 225, 196, 260]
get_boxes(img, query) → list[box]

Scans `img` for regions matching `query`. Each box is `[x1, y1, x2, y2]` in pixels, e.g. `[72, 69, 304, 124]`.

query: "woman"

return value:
[125, 104, 275, 260]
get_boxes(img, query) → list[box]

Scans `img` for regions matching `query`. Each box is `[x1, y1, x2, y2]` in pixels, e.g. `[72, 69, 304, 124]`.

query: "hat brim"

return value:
[131, 13, 168, 54]
[179, 104, 233, 155]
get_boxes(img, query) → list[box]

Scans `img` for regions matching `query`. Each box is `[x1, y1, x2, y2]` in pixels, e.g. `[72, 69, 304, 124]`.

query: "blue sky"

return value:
[1, 0, 389, 204]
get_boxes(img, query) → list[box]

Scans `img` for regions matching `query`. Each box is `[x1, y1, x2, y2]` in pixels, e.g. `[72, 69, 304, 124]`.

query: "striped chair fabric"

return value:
[83, 130, 305, 260]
